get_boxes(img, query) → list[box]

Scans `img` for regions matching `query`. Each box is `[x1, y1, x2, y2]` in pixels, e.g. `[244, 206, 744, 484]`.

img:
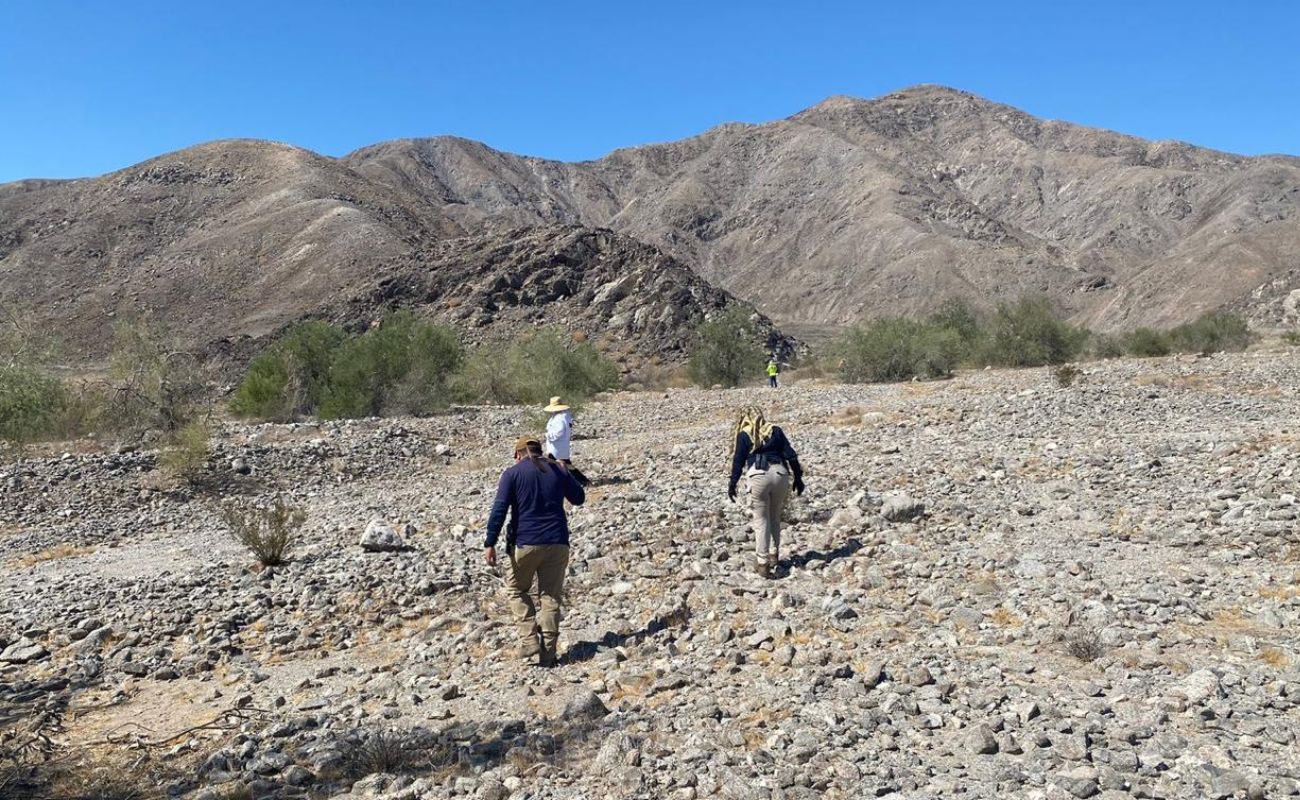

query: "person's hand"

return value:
[727, 482, 737, 502]
[793, 476, 805, 496]
[484, 547, 497, 567]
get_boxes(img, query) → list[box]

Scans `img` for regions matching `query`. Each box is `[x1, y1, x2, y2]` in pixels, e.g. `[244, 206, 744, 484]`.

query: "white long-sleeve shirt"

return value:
[545, 412, 572, 460]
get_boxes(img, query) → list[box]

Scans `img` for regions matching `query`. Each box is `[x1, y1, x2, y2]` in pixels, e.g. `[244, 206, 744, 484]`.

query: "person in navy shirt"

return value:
[728, 406, 805, 578]
[484, 436, 585, 666]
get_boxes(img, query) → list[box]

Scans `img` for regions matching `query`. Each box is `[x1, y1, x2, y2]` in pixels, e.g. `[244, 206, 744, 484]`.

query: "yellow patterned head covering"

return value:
[733, 406, 774, 457]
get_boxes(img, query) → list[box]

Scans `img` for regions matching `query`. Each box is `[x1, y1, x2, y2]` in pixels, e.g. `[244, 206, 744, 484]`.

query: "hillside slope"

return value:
[0, 141, 783, 364]
[346, 86, 1300, 330]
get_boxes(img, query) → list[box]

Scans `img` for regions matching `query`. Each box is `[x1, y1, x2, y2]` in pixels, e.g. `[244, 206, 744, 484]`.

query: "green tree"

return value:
[979, 297, 1087, 367]
[835, 318, 963, 383]
[231, 320, 347, 421]
[1122, 328, 1173, 358]
[1169, 311, 1253, 354]
[452, 329, 619, 406]
[320, 311, 463, 419]
[687, 306, 767, 388]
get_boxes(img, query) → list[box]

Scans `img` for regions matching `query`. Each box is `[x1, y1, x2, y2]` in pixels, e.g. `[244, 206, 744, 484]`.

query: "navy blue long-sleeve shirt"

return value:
[729, 426, 802, 488]
[484, 458, 585, 548]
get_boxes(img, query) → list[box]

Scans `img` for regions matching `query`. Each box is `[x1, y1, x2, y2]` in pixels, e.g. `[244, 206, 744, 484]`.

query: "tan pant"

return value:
[748, 465, 790, 563]
[506, 544, 570, 655]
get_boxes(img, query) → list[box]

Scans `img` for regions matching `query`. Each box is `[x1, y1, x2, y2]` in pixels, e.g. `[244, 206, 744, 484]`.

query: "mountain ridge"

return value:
[3, 85, 1298, 366]
[343, 84, 1300, 330]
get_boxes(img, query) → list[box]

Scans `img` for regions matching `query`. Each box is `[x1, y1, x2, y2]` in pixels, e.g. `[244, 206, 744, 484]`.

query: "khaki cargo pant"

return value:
[748, 465, 791, 564]
[505, 544, 570, 656]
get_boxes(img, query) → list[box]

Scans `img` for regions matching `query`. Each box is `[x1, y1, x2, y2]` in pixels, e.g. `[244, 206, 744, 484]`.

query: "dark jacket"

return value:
[484, 457, 585, 549]
[729, 426, 803, 489]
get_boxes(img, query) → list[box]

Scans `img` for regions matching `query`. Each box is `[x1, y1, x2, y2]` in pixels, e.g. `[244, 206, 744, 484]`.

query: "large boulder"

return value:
[1, 638, 48, 664]
[360, 520, 406, 552]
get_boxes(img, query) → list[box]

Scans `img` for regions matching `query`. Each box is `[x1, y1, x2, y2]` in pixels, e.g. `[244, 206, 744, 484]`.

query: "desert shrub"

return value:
[979, 297, 1087, 367]
[1282, 330, 1300, 346]
[1169, 311, 1254, 354]
[927, 298, 984, 357]
[342, 729, 437, 779]
[1063, 628, 1106, 661]
[686, 306, 767, 388]
[1053, 363, 1082, 388]
[231, 320, 347, 421]
[452, 344, 521, 404]
[319, 312, 463, 419]
[453, 329, 619, 406]
[835, 318, 963, 383]
[0, 364, 67, 444]
[158, 418, 211, 483]
[102, 320, 206, 435]
[1089, 334, 1125, 360]
[514, 329, 620, 404]
[219, 499, 307, 567]
[1122, 328, 1173, 358]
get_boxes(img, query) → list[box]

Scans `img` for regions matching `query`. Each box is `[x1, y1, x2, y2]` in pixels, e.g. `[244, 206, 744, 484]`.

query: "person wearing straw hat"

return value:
[543, 396, 590, 487]
[484, 436, 585, 666]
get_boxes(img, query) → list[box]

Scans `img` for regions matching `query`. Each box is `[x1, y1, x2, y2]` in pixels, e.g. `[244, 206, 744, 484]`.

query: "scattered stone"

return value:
[360, 519, 405, 552]
[880, 494, 925, 522]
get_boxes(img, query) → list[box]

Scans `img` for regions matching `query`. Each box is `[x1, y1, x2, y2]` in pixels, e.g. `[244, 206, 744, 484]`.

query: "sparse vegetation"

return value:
[157, 418, 212, 484]
[1282, 330, 1300, 346]
[0, 312, 208, 447]
[102, 320, 207, 435]
[230, 320, 346, 421]
[342, 728, 439, 779]
[452, 328, 618, 406]
[1122, 328, 1173, 358]
[1090, 334, 1125, 360]
[823, 299, 1257, 385]
[320, 312, 463, 419]
[219, 499, 307, 567]
[687, 306, 767, 388]
[233, 316, 617, 420]
[834, 317, 963, 383]
[979, 297, 1088, 367]
[1053, 363, 1082, 388]
[1064, 628, 1106, 661]
[1169, 310, 1254, 354]
[0, 364, 68, 446]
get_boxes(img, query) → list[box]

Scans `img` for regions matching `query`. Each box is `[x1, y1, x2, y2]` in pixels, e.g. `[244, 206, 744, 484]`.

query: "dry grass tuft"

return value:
[829, 405, 864, 427]
[989, 607, 1021, 627]
[1260, 647, 1291, 668]
[13, 543, 97, 568]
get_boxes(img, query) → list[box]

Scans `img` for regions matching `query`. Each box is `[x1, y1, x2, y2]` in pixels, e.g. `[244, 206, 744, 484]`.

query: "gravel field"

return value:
[2, 350, 1299, 800]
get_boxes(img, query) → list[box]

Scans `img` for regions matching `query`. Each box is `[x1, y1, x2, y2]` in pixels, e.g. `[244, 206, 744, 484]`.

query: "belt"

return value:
[747, 453, 785, 471]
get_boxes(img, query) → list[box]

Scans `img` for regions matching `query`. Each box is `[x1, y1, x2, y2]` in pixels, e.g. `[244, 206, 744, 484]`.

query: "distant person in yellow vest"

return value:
[767, 358, 780, 388]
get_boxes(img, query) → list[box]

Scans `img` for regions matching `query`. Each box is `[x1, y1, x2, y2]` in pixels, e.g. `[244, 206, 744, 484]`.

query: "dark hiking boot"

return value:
[754, 559, 771, 579]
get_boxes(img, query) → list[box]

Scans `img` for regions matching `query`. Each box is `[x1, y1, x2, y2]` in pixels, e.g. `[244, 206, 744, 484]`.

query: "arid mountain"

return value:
[3, 85, 1298, 367]
[338, 225, 792, 362]
[0, 141, 785, 365]
[346, 85, 1300, 333]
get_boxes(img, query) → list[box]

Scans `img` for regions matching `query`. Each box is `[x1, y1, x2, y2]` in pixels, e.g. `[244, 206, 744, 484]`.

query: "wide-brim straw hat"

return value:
[544, 396, 571, 412]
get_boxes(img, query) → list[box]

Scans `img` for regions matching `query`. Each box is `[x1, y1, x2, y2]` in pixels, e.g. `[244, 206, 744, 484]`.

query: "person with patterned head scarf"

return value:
[728, 406, 805, 578]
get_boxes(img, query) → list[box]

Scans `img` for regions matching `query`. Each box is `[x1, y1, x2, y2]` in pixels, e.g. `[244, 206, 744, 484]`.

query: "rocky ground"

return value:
[2, 350, 1299, 800]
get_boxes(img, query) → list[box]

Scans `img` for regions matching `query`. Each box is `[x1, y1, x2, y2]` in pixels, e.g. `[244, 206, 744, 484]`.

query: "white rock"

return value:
[360, 519, 405, 552]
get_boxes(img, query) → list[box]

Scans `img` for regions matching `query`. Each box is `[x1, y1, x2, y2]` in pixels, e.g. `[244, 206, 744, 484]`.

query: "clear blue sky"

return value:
[2, 0, 1297, 182]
